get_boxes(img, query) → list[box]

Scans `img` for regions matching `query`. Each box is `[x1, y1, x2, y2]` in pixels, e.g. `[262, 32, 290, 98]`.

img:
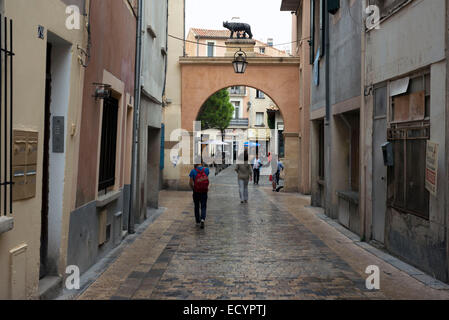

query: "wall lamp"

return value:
[233, 49, 248, 74]
[93, 83, 112, 101]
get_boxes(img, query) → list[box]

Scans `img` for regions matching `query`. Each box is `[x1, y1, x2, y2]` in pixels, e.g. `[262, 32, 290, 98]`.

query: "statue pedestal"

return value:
[225, 39, 257, 57]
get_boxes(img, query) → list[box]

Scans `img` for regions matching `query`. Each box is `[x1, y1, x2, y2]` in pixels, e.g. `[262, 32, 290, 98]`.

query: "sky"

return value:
[185, 0, 293, 52]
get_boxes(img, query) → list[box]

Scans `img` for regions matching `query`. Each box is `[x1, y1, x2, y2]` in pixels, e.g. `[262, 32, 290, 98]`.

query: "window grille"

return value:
[1, 16, 14, 216]
[98, 96, 119, 193]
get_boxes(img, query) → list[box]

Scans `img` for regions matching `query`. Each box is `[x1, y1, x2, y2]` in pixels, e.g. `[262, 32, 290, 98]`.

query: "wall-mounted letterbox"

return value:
[12, 166, 26, 201]
[25, 165, 37, 199]
[13, 131, 27, 166]
[12, 130, 38, 201]
[27, 132, 38, 165]
[382, 142, 394, 167]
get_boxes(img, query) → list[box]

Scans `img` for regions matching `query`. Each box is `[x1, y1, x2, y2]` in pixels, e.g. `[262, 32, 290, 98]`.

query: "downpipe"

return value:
[129, 0, 143, 234]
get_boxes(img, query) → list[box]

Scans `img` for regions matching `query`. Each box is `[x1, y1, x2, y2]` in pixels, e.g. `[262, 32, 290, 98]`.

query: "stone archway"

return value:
[179, 56, 301, 192]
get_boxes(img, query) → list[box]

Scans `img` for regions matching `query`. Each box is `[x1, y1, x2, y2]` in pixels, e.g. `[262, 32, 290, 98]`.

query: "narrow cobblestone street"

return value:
[77, 167, 449, 300]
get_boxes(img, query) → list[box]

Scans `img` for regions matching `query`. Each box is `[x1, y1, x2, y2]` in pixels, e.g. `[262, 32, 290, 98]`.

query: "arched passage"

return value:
[197, 86, 285, 167]
[178, 56, 301, 192]
[180, 57, 300, 134]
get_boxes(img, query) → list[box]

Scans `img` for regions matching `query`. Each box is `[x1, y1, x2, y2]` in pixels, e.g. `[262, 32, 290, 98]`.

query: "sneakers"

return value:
[200, 219, 205, 229]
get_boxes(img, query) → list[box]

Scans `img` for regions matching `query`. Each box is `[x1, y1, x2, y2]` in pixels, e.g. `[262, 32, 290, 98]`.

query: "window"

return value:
[387, 72, 431, 219]
[278, 130, 285, 158]
[318, 121, 325, 179]
[230, 86, 246, 95]
[232, 101, 240, 119]
[259, 47, 265, 54]
[310, 0, 325, 64]
[256, 90, 265, 99]
[256, 112, 264, 126]
[391, 74, 430, 123]
[207, 42, 214, 57]
[98, 96, 119, 193]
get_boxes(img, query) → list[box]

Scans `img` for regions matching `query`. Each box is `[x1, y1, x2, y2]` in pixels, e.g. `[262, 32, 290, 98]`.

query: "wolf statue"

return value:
[223, 21, 253, 39]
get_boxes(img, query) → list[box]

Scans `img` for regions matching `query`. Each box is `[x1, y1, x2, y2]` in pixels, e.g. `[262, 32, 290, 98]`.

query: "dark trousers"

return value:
[253, 168, 260, 184]
[193, 192, 208, 223]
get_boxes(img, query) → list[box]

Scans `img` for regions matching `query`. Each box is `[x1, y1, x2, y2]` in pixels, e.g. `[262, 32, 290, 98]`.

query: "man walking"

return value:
[272, 157, 285, 192]
[189, 163, 210, 229]
[235, 151, 252, 204]
[252, 155, 262, 185]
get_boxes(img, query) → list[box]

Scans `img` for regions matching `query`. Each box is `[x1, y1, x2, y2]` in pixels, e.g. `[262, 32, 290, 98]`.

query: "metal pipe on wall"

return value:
[360, 0, 368, 240]
[129, 0, 143, 234]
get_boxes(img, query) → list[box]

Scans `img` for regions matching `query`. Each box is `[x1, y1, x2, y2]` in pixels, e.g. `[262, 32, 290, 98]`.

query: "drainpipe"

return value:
[183, 0, 186, 57]
[324, 3, 330, 125]
[361, 0, 367, 240]
[324, 1, 331, 216]
[162, 0, 169, 98]
[445, 0, 449, 279]
[129, 0, 143, 234]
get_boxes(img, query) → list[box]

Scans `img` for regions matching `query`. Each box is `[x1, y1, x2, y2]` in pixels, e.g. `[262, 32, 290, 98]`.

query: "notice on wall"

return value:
[425, 141, 439, 197]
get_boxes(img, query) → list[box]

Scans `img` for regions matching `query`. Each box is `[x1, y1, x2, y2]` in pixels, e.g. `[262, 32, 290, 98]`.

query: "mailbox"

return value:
[12, 166, 26, 201]
[27, 132, 38, 165]
[13, 131, 28, 166]
[12, 130, 39, 201]
[382, 142, 394, 167]
[25, 165, 37, 199]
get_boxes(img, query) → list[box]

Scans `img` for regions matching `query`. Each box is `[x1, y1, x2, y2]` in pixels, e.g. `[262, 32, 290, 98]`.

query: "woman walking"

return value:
[235, 151, 252, 204]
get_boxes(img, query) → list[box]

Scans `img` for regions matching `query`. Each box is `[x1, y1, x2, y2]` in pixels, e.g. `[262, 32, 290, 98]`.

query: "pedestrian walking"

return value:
[235, 151, 252, 204]
[252, 155, 262, 185]
[272, 157, 285, 192]
[189, 163, 210, 229]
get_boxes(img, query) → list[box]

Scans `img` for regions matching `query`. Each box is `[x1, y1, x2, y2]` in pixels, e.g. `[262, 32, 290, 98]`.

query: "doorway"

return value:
[40, 33, 72, 279]
[147, 127, 161, 209]
[40, 42, 52, 279]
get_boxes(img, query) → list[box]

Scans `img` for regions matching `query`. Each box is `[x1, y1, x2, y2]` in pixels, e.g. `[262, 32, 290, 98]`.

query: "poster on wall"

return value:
[425, 141, 439, 197]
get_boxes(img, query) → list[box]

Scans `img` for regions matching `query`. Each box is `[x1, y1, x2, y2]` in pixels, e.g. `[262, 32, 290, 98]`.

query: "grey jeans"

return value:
[238, 179, 249, 201]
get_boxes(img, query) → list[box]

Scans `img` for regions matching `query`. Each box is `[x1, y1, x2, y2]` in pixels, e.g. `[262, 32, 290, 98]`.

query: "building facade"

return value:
[0, 0, 87, 299]
[163, 0, 185, 190]
[285, 0, 449, 283]
[67, 0, 137, 282]
[133, 0, 168, 224]
[364, 0, 448, 282]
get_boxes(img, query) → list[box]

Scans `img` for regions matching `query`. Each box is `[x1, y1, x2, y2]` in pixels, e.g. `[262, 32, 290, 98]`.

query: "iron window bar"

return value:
[0, 15, 14, 216]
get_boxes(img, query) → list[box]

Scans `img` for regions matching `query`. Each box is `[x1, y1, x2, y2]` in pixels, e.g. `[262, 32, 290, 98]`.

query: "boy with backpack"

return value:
[189, 163, 210, 229]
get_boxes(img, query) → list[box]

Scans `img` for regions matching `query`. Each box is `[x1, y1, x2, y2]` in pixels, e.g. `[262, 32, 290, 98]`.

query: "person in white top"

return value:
[252, 155, 262, 185]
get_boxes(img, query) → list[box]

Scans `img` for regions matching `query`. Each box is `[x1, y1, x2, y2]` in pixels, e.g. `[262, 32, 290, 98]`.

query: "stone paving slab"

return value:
[77, 166, 449, 300]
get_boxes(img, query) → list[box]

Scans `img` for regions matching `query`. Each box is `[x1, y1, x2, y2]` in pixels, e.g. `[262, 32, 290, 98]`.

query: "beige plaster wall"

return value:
[163, 0, 184, 189]
[0, 0, 86, 299]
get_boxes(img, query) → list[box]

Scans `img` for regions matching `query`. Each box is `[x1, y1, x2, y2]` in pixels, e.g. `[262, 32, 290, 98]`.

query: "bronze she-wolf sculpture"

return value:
[223, 21, 253, 39]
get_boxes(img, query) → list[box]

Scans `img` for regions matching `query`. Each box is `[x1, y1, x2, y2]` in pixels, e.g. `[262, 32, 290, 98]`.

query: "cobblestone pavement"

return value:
[78, 167, 449, 300]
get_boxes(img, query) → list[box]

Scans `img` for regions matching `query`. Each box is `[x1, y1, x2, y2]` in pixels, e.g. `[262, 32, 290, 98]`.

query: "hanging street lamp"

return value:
[233, 49, 248, 74]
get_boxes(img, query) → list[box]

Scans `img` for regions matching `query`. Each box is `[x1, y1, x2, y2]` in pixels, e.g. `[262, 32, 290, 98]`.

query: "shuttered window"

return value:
[98, 96, 119, 193]
[387, 72, 430, 219]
